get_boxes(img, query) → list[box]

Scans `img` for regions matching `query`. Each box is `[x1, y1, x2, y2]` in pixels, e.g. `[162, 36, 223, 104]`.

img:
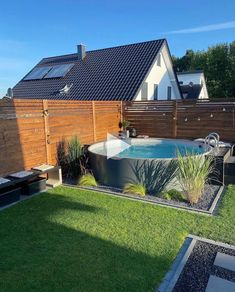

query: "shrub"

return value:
[79, 173, 98, 187]
[177, 151, 214, 204]
[123, 183, 146, 196]
[161, 189, 185, 201]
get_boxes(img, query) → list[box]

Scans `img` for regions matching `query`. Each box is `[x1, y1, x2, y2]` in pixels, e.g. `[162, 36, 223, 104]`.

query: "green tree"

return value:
[173, 41, 235, 98]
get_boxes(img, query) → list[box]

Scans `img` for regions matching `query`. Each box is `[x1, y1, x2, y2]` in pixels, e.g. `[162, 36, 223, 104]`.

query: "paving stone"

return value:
[214, 252, 235, 272]
[206, 275, 235, 292]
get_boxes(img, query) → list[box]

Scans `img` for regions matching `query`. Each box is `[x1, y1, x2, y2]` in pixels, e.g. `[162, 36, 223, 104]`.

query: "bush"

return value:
[123, 183, 146, 196]
[161, 189, 185, 202]
[177, 151, 214, 204]
[79, 173, 98, 187]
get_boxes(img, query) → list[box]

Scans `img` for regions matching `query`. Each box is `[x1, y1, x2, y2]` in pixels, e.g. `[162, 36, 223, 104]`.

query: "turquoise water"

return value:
[117, 142, 206, 159]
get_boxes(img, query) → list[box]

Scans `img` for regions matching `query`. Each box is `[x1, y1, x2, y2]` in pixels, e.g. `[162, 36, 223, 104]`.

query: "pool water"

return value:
[117, 142, 205, 159]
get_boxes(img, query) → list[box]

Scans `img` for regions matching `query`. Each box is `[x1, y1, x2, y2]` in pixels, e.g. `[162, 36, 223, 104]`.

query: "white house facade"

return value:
[134, 42, 182, 101]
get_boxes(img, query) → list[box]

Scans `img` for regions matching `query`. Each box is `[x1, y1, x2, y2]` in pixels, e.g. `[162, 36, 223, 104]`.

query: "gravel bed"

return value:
[173, 241, 235, 292]
[68, 182, 222, 212]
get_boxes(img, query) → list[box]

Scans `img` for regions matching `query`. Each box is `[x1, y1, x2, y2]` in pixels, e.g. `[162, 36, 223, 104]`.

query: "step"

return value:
[225, 156, 235, 164]
[224, 175, 235, 185]
[224, 156, 235, 176]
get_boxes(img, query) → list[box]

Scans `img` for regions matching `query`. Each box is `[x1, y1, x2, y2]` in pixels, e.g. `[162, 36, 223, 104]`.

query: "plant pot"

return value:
[0, 187, 21, 207]
[21, 177, 46, 196]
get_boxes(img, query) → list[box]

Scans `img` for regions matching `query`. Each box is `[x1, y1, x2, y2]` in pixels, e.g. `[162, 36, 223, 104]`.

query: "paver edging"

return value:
[64, 184, 225, 216]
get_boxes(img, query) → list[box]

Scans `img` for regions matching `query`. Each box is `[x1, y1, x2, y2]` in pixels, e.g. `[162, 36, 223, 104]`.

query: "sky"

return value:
[0, 0, 235, 97]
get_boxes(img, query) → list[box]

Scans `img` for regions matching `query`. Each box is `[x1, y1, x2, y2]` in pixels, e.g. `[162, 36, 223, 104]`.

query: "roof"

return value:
[13, 39, 165, 101]
[177, 70, 203, 75]
[180, 84, 202, 99]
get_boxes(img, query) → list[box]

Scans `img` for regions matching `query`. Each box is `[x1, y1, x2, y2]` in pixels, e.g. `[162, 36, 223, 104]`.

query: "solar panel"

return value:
[44, 63, 74, 78]
[24, 66, 52, 80]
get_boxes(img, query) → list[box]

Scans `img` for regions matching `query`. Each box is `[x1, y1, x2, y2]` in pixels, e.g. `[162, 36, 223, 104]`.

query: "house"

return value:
[177, 70, 209, 99]
[12, 39, 182, 101]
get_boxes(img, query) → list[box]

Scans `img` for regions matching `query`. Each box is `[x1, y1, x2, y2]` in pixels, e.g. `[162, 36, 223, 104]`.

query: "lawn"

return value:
[0, 185, 235, 291]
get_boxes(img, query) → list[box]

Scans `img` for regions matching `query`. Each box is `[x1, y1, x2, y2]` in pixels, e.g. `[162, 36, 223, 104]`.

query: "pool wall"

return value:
[88, 138, 210, 192]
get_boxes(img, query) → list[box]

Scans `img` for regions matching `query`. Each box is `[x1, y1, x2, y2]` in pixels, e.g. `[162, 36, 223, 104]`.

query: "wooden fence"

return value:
[1, 98, 235, 176]
[0, 99, 122, 176]
[124, 99, 235, 142]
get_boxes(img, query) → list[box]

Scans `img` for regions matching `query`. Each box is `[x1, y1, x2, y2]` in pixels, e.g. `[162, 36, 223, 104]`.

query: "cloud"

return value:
[163, 21, 235, 35]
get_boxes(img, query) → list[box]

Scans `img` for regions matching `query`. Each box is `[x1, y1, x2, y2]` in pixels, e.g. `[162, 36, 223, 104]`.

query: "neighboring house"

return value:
[13, 39, 182, 101]
[177, 70, 209, 99]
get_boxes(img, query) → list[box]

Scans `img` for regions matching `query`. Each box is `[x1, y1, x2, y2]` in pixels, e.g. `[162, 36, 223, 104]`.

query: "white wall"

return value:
[134, 43, 181, 100]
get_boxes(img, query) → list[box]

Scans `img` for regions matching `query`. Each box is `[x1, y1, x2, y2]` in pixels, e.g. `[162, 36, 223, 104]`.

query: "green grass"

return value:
[0, 185, 235, 291]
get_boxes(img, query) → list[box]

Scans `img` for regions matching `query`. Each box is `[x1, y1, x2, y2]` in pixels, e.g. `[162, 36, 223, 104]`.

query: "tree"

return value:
[172, 41, 235, 98]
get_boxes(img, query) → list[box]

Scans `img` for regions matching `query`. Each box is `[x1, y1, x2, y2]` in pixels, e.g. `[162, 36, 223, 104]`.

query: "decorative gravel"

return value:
[173, 241, 235, 292]
[72, 183, 222, 212]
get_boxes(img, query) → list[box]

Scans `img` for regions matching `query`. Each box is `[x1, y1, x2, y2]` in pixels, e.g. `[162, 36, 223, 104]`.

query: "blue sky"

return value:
[0, 0, 235, 97]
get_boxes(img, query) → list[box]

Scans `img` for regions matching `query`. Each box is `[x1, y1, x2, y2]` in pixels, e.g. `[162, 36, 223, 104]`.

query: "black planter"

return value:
[0, 187, 21, 207]
[21, 177, 46, 196]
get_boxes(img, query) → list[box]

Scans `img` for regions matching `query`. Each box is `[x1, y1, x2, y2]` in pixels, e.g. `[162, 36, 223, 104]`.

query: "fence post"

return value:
[42, 100, 51, 164]
[92, 101, 97, 142]
[172, 100, 177, 138]
[120, 101, 123, 123]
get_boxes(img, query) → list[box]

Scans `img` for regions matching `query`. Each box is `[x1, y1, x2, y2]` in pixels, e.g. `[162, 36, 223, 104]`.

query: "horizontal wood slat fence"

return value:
[0, 99, 122, 176]
[124, 99, 235, 142]
[1, 98, 235, 176]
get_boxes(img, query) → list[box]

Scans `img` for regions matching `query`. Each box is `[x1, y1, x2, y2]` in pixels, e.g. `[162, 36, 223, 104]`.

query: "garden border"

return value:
[64, 184, 225, 215]
[157, 235, 235, 292]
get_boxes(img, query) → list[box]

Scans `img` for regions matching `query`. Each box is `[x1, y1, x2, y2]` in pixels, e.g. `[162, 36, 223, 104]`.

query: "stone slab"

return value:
[214, 252, 235, 272]
[206, 275, 235, 292]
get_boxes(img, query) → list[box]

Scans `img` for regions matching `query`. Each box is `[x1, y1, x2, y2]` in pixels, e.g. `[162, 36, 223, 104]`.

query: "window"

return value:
[167, 86, 172, 100]
[44, 63, 74, 78]
[157, 54, 161, 66]
[24, 66, 52, 80]
[141, 82, 148, 100]
[154, 84, 158, 100]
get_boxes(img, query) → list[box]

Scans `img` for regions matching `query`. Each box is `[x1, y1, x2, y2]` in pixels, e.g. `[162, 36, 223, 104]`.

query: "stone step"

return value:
[224, 175, 235, 185]
[206, 275, 235, 292]
[214, 252, 235, 272]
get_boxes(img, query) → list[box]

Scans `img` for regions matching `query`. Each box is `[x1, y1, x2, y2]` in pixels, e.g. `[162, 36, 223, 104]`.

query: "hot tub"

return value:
[88, 138, 211, 192]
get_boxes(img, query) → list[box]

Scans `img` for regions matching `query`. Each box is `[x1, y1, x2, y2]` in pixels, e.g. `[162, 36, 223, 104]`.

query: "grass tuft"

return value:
[79, 173, 98, 187]
[123, 183, 146, 196]
[177, 151, 214, 204]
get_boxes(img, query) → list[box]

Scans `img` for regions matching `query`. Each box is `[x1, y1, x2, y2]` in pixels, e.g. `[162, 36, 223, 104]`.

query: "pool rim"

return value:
[88, 138, 212, 161]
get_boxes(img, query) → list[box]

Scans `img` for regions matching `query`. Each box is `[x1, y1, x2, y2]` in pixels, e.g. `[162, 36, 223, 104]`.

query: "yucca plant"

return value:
[79, 173, 98, 187]
[177, 151, 214, 204]
[123, 183, 146, 196]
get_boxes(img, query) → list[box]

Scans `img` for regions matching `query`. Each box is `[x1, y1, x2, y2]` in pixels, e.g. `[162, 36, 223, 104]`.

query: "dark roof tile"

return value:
[13, 39, 165, 101]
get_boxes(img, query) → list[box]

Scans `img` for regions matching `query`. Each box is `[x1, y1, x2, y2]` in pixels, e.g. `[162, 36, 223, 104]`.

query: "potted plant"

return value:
[121, 120, 130, 138]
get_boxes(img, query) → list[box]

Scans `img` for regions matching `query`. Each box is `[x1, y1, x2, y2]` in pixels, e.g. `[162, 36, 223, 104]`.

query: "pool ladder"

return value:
[204, 132, 220, 148]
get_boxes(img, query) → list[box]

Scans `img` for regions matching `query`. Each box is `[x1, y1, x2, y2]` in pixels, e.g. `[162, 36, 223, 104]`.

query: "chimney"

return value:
[77, 44, 86, 60]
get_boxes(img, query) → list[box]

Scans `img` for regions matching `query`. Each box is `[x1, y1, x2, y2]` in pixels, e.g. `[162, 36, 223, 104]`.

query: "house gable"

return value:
[134, 42, 182, 100]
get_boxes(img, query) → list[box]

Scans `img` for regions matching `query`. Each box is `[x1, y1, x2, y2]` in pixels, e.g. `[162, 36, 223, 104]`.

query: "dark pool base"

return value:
[88, 138, 211, 192]
[89, 152, 178, 193]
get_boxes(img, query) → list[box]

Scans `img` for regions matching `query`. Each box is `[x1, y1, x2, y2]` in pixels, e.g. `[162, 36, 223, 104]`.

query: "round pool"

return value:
[88, 138, 211, 190]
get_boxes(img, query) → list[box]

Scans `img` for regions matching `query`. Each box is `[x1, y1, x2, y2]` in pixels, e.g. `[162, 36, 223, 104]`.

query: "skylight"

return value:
[23, 66, 52, 80]
[44, 63, 74, 78]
